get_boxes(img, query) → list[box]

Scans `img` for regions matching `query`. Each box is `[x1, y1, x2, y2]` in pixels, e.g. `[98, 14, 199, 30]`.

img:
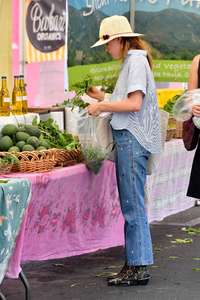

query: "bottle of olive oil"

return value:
[19, 75, 28, 114]
[12, 76, 22, 115]
[0, 76, 11, 116]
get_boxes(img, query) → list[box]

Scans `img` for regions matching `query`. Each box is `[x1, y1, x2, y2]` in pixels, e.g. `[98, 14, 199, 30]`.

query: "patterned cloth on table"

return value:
[0, 178, 31, 284]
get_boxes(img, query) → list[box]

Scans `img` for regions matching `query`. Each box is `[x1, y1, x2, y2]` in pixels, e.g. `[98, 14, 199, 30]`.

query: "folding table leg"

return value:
[19, 270, 31, 300]
[0, 291, 6, 300]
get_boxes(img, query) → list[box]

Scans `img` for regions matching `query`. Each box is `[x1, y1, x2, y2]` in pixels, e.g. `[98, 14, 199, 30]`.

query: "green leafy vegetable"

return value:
[71, 76, 93, 96]
[182, 227, 200, 235]
[82, 145, 106, 174]
[53, 96, 89, 111]
[101, 76, 118, 94]
[163, 94, 181, 114]
[38, 118, 80, 150]
[0, 154, 18, 165]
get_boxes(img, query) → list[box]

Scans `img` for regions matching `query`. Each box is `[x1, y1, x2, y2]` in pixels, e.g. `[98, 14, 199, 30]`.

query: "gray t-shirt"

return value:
[110, 49, 161, 154]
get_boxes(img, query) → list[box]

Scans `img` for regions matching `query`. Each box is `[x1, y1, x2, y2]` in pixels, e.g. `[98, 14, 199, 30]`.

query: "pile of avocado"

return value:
[0, 124, 50, 152]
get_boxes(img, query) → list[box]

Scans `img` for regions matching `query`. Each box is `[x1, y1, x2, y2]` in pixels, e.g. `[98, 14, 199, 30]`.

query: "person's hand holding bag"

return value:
[192, 104, 200, 116]
[87, 102, 101, 116]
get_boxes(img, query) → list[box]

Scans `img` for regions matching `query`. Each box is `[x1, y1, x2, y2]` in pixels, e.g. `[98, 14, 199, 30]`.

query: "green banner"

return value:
[153, 60, 191, 83]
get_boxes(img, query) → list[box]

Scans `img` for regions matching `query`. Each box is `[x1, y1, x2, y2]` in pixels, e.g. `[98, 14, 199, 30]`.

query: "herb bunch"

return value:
[163, 94, 180, 114]
[38, 118, 80, 150]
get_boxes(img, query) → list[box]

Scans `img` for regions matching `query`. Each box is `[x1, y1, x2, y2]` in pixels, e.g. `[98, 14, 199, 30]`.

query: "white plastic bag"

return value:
[172, 89, 200, 122]
[77, 113, 113, 153]
[77, 113, 114, 173]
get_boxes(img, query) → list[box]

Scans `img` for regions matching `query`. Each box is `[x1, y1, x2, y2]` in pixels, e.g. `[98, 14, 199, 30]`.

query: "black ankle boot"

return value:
[107, 265, 150, 286]
[106, 262, 128, 281]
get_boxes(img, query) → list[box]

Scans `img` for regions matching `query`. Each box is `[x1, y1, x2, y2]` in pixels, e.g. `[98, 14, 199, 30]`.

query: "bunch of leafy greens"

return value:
[82, 145, 107, 174]
[71, 76, 93, 96]
[163, 94, 180, 114]
[0, 154, 19, 165]
[101, 76, 118, 94]
[37, 118, 80, 150]
[53, 96, 89, 111]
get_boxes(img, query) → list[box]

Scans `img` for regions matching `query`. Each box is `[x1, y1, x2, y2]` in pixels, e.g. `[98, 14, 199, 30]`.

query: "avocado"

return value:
[8, 146, 20, 152]
[0, 136, 13, 151]
[25, 125, 41, 138]
[37, 146, 47, 151]
[16, 131, 30, 142]
[16, 141, 26, 150]
[39, 139, 50, 149]
[27, 136, 40, 148]
[22, 144, 35, 151]
[1, 124, 18, 136]
[17, 126, 26, 132]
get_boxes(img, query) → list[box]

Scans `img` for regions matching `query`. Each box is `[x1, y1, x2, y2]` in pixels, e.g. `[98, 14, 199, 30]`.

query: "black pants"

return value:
[187, 141, 200, 199]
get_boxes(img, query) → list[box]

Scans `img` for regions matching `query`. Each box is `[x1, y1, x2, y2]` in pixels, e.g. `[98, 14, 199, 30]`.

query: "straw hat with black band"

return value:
[91, 15, 143, 48]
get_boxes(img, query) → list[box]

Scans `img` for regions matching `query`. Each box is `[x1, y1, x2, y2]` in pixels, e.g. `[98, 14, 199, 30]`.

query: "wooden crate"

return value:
[175, 120, 183, 139]
[166, 128, 176, 141]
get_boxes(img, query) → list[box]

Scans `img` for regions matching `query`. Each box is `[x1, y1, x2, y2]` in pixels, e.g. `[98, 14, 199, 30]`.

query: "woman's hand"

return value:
[86, 86, 105, 101]
[192, 104, 200, 117]
[87, 103, 101, 116]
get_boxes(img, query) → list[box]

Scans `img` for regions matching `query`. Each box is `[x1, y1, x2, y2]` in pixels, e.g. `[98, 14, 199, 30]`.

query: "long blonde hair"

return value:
[120, 37, 153, 69]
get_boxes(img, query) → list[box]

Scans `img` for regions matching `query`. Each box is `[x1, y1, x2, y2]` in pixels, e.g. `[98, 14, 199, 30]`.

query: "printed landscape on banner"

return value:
[135, 0, 200, 82]
[68, 0, 130, 88]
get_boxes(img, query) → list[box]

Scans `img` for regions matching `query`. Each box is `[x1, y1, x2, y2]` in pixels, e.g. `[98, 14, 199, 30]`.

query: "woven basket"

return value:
[9, 149, 57, 173]
[166, 128, 176, 141]
[53, 148, 83, 167]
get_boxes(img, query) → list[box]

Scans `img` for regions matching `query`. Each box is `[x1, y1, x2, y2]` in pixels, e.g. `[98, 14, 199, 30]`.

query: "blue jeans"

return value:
[112, 129, 153, 266]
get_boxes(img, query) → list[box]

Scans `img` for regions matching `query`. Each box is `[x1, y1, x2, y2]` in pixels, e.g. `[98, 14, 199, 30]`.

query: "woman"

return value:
[87, 15, 161, 286]
[186, 55, 200, 200]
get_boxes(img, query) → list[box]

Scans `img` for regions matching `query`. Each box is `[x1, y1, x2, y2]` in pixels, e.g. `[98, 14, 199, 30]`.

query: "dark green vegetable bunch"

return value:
[71, 76, 93, 96]
[101, 76, 118, 94]
[53, 96, 89, 111]
[37, 118, 80, 150]
[0, 154, 19, 165]
[70, 96, 89, 110]
[82, 145, 107, 174]
[163, 94, 181, 114]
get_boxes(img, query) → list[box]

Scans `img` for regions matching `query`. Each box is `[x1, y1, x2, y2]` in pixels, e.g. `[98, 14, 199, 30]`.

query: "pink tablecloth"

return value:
[4, 140, 195, 278]
[5, 161, 124, 278]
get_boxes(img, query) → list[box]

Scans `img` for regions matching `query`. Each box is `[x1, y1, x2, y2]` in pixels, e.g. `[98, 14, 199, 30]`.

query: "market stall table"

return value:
[146, 139, 195, 221]
[4, 161, 124, 279]
[3, 139, 195, 280]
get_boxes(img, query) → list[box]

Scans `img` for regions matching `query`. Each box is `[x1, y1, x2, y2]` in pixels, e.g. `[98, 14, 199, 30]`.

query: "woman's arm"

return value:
[188, 55, 200, 90]
[87, 91, 143, 116]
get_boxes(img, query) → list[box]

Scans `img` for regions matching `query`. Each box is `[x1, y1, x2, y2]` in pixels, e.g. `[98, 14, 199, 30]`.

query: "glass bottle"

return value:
[0, 76, 11, 116]
[19, 75, 28, 114]
[12, 76, 22, 115]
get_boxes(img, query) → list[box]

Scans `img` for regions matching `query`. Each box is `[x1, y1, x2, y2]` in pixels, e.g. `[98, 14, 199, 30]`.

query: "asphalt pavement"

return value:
[1, 205, 200, 300]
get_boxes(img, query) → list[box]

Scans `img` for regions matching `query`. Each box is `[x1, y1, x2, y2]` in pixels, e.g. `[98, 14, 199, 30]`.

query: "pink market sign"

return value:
[26, 0, 66, 53]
